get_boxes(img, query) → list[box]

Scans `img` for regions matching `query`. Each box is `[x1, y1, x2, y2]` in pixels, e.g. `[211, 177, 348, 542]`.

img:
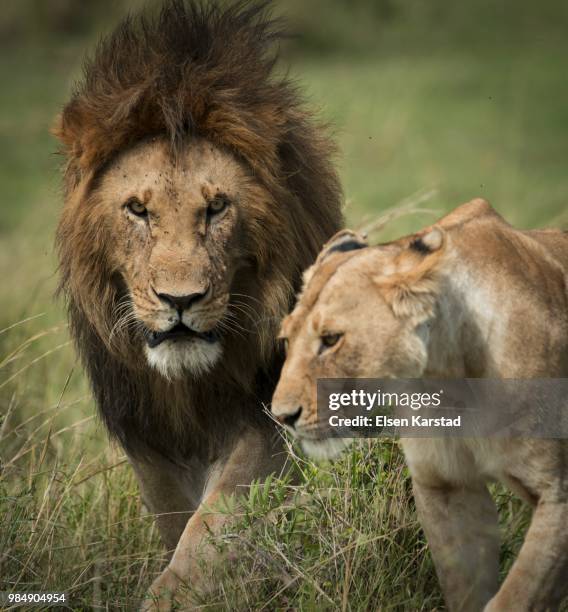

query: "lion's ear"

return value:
[51, 101, 81, 150]
[374, 227, 446, 319]
[51, 112, 66, 143]
[52, 103, 92, 193]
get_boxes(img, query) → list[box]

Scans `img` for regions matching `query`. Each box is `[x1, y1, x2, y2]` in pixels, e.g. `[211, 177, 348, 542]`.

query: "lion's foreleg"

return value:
[129, 452, 198, 553]
[412, 478, 500, 612]
[141, 429, 285, 611]
[484, 493, 568, 612]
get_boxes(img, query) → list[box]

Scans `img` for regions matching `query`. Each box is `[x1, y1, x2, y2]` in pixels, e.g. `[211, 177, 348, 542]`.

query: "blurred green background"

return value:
[2, 0, 568, 330]
[0, 1, 567, 607]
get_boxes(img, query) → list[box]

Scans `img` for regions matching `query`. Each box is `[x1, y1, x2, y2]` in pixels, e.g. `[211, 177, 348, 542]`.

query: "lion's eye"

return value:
[319, 333, 342, 353]
[207, 196, 229, 217]
[125, 197, 148, 217]
[279, 337, 289, 353]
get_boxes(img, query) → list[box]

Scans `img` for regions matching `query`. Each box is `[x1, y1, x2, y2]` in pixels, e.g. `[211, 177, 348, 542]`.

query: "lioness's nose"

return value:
[157, 287, 208, 312]
[276, 406, 303, 428]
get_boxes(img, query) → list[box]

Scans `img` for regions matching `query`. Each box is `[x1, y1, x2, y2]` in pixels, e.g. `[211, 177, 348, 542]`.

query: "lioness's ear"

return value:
[319, 229, 368, 261]
[374, 227, 445, 319]
[302, 229, 368, 286]
[410, 226, 444, 254]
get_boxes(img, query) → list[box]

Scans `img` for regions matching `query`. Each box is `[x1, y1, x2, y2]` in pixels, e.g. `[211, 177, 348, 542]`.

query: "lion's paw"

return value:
[483, 595, 509, 612]
[140, 567, 180, 612]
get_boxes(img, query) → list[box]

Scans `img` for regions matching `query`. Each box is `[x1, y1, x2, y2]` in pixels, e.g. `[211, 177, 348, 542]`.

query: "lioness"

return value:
[53, 2, 342, 609]
[272, 198, 568, 611]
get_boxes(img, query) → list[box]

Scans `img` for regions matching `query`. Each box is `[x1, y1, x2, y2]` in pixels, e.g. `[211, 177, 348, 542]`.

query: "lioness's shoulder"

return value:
[438, 198, 568, 279]
[436, 198, 505, 231]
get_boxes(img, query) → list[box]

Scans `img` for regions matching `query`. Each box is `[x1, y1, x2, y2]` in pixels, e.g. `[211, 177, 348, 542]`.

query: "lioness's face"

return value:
[271, 255, 426, 458]
[96, 137, 263, 378]
[272, 241, 441, 460]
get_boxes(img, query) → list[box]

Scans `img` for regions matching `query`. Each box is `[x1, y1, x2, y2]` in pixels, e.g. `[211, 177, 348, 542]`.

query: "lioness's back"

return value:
[436, 200, 568, 299]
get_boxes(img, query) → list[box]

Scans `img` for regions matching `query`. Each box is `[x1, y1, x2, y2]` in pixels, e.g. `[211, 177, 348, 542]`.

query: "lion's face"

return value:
[96, 137, 265, 378]
[271, 229, 445, 459]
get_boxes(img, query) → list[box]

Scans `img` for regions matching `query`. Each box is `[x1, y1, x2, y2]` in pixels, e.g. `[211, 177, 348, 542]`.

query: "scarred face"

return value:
[95, 136, 266, 378]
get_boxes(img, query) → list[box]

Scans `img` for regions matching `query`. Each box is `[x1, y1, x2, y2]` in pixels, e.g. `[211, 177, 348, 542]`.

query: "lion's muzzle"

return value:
[144, 323, 220, 348]
[142, 286, 226, 378]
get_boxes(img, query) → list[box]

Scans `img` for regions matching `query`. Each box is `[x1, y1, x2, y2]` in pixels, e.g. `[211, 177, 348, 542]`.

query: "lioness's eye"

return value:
[125, 197, 148, 217]
[319, 333, 342, 353]
[207, 196, 229, 217]
[279, 337, 289, 353]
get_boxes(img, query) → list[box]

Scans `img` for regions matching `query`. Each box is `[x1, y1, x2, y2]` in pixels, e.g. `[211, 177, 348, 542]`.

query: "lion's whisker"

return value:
[218, 313, 250, 336]
[228, 303, 262, 327]
[230, 292, 265, 308]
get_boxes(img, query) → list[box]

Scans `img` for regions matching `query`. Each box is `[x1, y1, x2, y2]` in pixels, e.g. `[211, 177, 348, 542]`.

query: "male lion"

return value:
[272, 199, 568, 611]
[53, 1, 342, 609]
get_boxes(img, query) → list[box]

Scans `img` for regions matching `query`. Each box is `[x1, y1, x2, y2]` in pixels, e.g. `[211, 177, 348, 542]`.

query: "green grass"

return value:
[1, 1, 567, 609]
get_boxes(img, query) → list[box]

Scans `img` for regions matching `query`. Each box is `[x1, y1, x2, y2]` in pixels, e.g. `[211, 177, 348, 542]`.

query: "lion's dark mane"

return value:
[54, 0, 343, 463]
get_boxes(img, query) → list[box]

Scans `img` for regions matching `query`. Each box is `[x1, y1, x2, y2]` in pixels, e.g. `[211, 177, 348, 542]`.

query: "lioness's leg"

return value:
[484, 490, 568, 612]
[141, 429, 285, 612]
[412, 478, 500, 611]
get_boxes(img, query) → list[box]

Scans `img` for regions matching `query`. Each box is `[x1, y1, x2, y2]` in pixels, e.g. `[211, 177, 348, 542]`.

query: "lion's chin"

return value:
[299, 437, 354, 462]
[145, 339, 222, 380]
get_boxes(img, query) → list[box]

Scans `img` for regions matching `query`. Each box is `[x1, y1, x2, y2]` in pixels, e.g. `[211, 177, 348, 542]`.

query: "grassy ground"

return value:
[1, 1, 567, 610]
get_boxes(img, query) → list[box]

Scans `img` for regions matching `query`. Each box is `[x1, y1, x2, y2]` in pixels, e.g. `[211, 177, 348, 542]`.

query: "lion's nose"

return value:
[276, 406, 303, 428]
[156, 287, 209, 312]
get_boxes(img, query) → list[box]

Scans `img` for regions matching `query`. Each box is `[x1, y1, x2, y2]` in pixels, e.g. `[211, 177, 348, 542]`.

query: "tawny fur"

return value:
[272, 198, 568, 612]
[54, 0, 343, 460]
[53, 2, 342, 609]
